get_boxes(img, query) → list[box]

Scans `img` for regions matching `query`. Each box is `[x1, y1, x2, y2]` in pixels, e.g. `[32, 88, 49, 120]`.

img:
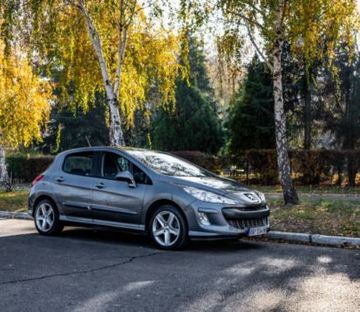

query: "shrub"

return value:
[4, 149, 360, 186]
[223, 149, 360, 186]
[170, 151, 222, 173]
[7, 155, 55, 183]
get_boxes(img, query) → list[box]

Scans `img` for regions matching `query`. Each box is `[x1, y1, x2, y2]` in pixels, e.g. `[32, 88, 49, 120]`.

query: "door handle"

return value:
[95, 182, 105, 189]
[56, 177, 64, 183]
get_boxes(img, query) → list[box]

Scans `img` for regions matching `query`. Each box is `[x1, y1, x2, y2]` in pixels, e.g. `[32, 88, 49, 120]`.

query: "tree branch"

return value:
[240, 0, 265, 17]
[113, 28, 128, 95]
[245, 23, 273, 72]
[76, 0, 114, 95]
[223, 9, 265, 31]
[114, 0, 137, 95]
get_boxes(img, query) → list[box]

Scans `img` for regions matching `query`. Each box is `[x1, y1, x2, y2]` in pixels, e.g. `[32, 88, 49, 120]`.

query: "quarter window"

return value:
[63, 152, 95, 176]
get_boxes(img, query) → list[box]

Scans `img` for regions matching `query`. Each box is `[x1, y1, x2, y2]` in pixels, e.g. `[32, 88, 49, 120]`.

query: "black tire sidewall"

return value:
[34, 199, 63, 236]
[149, 205, 188, 250]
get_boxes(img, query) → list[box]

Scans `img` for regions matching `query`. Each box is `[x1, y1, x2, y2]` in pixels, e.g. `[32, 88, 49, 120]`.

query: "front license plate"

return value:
[247, 226, 268, 236]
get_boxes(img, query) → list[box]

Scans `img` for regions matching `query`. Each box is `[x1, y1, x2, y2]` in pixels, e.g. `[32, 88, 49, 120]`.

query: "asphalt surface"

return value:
[0, 219, 359, 312]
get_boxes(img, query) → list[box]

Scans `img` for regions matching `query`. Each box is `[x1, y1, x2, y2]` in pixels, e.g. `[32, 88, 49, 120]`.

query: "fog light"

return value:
[198, 212, 210, 225]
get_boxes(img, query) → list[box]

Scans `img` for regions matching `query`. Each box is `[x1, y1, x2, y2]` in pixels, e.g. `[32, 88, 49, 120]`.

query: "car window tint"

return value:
[63, 152, 95, 176]
[133, 164, 151, 184]
[102, 152, 130, 178]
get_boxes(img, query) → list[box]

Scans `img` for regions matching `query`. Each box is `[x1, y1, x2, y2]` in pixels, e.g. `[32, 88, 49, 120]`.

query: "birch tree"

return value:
[215, 0, 357, 204]
[1, 0, 183, 146]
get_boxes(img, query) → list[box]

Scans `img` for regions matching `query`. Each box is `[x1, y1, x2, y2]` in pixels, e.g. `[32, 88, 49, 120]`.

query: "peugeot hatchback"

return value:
[28, 147, 270, 249]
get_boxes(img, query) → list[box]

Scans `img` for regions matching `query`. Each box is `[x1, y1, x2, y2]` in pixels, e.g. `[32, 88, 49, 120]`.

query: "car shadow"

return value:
[57, 226, 263, 252]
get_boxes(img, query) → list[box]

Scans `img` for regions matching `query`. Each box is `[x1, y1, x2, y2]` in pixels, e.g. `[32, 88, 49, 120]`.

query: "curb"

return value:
[265, 230, 360, 247]
[0, 211, 32, 220]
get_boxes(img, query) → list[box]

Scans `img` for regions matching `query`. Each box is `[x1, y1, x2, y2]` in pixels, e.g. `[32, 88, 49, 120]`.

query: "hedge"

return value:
[5, 149, 360, 186]
[7, 155, 55, 183]
[171, 151, 223, 173]
[172, 149, 360, 186]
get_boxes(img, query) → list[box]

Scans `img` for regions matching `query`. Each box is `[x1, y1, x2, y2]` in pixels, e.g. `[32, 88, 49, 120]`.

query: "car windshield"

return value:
[126, 150, 212, 177]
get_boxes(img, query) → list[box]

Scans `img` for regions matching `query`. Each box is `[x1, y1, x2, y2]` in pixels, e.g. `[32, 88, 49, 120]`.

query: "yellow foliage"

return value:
[0, 41, 51, 148]
[27, 1, 184, 127]
[286, 0, 359, 65]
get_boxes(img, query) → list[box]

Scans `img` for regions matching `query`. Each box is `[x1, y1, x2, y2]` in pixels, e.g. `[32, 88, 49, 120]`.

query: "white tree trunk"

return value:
[272, 5, 299, 205]
[0, 145, 7, 181]
[79, 1, 125, 146]
[108, 97, 125, 146]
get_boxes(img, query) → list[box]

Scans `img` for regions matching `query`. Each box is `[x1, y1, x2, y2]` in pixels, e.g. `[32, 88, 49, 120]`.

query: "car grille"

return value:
[226, 216, 269, 229]
[234, 204, 267, 211]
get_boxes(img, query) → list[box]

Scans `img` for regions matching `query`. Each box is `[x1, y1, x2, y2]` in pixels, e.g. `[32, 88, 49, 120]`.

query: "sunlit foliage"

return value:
[1, 1, 184, 127]
[0, 41, 51, 148]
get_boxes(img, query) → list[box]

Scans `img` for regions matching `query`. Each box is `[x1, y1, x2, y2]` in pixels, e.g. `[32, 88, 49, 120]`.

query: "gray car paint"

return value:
[28, 146, 270, 238]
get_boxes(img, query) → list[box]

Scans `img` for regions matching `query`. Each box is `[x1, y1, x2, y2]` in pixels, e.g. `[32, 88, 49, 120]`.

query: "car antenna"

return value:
[85, 136, 92, 147]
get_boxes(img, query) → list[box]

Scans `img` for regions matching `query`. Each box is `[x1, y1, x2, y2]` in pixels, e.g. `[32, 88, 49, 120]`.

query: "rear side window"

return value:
[63, 152, 96, 176]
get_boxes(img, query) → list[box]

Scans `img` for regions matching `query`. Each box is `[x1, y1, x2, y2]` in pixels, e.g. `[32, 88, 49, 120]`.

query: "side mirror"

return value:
[115, 171, 136, 188]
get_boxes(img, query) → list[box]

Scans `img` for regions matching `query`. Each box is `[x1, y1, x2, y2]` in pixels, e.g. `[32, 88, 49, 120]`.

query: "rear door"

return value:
[54, 151, 98, 221]
[91, 151, 149, 227]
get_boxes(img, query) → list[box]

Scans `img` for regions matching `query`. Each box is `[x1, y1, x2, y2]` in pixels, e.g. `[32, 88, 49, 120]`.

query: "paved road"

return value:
[0, 219, 359, 312]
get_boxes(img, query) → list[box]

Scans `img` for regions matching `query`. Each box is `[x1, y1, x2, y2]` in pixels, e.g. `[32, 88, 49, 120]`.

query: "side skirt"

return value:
[59, 215, 145, 231]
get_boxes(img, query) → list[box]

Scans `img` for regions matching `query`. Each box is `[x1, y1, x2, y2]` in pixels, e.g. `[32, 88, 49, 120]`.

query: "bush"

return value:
[170, 151, 222, 173]
[290, 150, 331, 185]
[4, 149, 360, 186]
[230, 149, 360, 186]
[7, 155, 55, 183]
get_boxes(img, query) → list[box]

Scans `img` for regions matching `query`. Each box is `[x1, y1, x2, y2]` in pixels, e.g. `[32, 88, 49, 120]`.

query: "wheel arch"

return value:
[32, 195, 58, 217]
[144, 199, 188, 232]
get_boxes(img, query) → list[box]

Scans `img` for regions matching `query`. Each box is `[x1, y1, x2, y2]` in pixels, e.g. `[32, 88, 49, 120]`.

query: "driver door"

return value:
[91, 151, 146, 227]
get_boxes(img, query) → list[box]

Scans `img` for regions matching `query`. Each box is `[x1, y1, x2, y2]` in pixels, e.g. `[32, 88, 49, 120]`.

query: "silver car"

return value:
[28, 147, 270, 250]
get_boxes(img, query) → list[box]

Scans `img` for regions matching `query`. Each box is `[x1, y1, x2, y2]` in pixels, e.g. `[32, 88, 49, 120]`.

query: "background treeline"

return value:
[20, 38, 358, 187]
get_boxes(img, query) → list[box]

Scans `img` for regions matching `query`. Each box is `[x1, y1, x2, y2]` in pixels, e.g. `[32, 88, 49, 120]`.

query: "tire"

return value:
[149, 205, 188, 250]
[34, 199, 64, 236]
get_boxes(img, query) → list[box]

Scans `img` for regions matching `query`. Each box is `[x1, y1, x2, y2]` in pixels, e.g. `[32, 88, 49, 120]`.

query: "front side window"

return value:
[132, 164, 151, 184]
[63, 152, 95, 176]
[102, 152, 130, 178]
[102, 152, 151, 184]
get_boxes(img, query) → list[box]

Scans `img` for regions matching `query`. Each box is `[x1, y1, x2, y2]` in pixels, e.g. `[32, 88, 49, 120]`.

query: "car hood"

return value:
[172, 176, 246, 192]
[167, 176, 265, 206]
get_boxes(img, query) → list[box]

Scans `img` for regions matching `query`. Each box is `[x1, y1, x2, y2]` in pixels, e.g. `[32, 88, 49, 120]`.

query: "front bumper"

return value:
[187, 201, 270, 238]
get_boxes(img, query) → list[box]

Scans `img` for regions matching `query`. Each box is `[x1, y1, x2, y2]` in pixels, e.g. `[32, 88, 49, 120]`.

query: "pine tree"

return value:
[227, 57, 275, 153]
[152, 37, 223, 154]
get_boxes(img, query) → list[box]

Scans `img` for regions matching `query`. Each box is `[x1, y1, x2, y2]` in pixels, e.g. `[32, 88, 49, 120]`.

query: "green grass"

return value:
[269, 198, 360, 237]
[0, 190, 28, 212]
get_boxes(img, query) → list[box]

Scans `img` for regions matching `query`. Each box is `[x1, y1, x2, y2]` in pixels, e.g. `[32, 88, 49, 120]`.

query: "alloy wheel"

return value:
[35, 202, 55, 232]
[152, 211, 181, 247]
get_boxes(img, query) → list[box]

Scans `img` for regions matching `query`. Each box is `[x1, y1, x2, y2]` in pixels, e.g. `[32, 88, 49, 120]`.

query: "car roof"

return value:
[58, 146, 149, 155]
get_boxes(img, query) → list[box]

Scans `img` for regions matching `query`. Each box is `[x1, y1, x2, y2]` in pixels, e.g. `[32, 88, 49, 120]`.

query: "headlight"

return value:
[183, 186, 236, 205]
[255, 191, 266, 203]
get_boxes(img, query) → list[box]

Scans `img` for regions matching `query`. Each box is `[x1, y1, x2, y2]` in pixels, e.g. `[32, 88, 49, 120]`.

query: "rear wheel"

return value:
[149, 205, 188, 250]
[34, 199, 63, 235]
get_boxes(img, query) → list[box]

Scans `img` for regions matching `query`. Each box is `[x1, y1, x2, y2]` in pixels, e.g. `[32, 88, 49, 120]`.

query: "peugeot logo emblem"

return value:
[244, 192, 259, 202]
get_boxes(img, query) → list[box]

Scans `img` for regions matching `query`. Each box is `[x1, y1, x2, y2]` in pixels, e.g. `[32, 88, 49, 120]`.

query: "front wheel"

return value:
[34, 199, 63, 235]
[149, 205, 188, 250]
